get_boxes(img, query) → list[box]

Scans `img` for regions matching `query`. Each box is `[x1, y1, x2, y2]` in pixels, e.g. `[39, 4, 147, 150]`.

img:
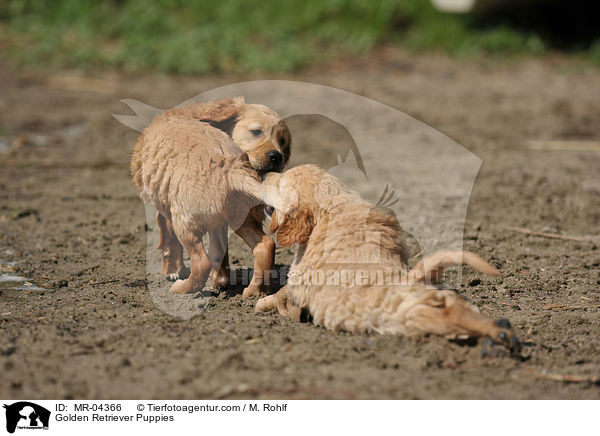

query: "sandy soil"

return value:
[1, 52, 599, 399]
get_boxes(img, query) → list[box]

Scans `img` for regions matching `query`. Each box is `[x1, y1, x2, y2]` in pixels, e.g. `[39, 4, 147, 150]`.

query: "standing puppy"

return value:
[131, 97, 291, 296]
[257, 165, 519, 352]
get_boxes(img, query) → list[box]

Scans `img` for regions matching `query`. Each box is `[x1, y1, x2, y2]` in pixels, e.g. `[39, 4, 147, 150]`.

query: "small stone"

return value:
[2, 346, 16, 356]
[53, 279, 68, 289]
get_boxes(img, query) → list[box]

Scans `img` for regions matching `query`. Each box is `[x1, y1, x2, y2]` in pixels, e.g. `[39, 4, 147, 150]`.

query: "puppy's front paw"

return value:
[170, 279, 196, 295]
[165, 266, 190, 282]
[242, 283, 267, 298]
[255, 295, 277, 312]
[209, 269, 231, 289]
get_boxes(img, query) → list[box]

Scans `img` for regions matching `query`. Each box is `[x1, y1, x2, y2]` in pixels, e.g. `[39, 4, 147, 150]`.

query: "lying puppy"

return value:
[131, 97, 291, 296]
[257, 165, 519, 352]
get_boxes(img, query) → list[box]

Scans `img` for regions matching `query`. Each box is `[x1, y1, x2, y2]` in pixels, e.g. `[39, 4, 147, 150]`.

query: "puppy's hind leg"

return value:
[156, 212, 190, 281]
[404, 290, 520, 356]
[156, 212, 171, 275]
[208, 225, 231, 288]
[170, 227, 212, 295]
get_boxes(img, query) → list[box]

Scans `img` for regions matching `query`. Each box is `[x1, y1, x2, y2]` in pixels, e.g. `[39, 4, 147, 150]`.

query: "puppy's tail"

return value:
[407, 250, 499, 285]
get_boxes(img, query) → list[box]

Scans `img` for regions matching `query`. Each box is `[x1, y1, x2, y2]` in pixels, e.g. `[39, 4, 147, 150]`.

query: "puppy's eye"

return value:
[250, 129, 263, 137]
[278, 137, 286, 146]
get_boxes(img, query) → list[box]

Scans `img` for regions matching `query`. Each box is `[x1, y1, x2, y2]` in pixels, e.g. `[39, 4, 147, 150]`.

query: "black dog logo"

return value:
[3, 402, 50, 434]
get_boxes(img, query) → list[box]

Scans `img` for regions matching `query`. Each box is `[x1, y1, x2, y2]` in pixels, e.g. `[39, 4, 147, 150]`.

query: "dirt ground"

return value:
[1, 51, 599, 399]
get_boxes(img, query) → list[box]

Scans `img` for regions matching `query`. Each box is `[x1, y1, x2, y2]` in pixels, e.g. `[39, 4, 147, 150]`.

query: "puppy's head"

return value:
[196, 97, 291, 173]
[261, 165, 348, 246]
[232, 104, 291, 173]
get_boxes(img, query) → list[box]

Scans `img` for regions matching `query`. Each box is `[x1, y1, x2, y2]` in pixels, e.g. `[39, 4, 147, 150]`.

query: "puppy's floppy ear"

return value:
[274, 120, 292, 165]
[276, 208, 314, 246]
[198, 98, 242, 135]
[268, 209, 280, 234]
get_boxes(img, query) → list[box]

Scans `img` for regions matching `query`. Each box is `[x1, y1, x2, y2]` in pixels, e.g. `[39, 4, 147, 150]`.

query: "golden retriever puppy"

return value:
[256, 165, 519, 352]
[131, 97, 291, 296]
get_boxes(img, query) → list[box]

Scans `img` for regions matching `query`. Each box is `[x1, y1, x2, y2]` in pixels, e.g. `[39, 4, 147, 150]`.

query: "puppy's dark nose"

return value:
[267, 150, 282, 168]
[264, 205, 274, 217]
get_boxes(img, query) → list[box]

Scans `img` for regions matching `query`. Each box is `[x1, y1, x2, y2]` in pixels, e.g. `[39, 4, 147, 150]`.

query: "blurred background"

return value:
[1, 0, 599, 74]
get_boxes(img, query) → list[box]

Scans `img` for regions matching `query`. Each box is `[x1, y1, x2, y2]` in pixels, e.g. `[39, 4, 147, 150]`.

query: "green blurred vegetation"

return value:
[0, 0, 598, 74]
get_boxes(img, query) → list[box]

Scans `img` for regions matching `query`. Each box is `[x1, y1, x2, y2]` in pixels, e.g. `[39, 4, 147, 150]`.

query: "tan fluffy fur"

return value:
[131, 97, 291, 296]
[256, 165, 518, 346]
